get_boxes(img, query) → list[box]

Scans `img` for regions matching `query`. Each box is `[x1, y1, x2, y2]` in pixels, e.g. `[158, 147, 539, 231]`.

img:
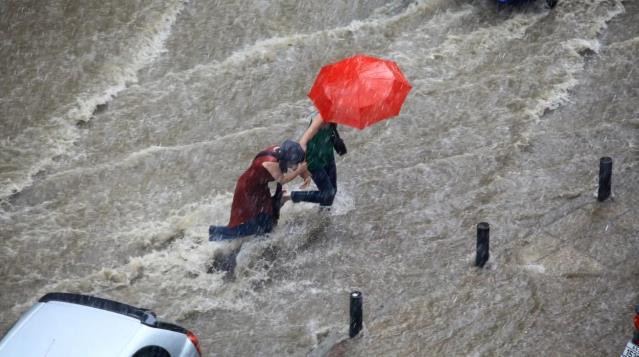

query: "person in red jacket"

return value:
[209, 140, 306, 240]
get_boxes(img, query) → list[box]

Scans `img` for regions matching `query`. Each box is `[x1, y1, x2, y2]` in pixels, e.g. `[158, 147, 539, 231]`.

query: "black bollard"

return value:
[597, 157, 613, 202]
[349, 291, 363, 338]
[475, 222, 490, 268]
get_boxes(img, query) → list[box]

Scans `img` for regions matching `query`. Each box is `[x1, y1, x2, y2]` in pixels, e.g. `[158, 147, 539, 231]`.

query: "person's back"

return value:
[305, 120, 334, 174]
[228, 147, 278, 228]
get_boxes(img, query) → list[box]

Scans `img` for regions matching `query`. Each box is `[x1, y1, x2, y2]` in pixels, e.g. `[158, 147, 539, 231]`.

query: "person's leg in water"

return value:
[209, 213, 274, 241]
[328, 159, 336, 200]
[290, 160, 337, 206]
[271, 183, 284, 221]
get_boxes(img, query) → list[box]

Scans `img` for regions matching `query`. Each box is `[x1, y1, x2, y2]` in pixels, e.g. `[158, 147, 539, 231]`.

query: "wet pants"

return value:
[209, 213, 274, 241]
[291, 160, 337, 206]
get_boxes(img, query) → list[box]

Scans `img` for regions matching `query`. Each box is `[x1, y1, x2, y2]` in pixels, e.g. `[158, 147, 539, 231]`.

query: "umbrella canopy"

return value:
[308, 54, 412, 129]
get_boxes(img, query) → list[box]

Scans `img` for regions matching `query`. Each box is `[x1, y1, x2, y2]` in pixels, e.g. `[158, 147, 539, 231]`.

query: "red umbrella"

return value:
[308, 54, 412, 129]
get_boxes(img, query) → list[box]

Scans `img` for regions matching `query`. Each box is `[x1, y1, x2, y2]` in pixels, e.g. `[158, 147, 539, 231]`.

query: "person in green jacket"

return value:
[287, 112, 346, 206]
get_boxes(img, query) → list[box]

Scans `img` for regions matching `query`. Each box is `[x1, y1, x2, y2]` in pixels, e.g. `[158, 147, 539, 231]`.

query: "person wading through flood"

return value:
[209, 139, 306, 240]
[286, 112, 347, 207]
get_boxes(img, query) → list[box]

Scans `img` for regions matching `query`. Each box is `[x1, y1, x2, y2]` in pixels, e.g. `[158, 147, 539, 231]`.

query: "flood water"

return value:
[1, 0, 638, 355]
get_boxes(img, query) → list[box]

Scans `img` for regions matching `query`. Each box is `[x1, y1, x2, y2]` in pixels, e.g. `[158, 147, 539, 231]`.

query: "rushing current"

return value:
[1, 0, 638, 355]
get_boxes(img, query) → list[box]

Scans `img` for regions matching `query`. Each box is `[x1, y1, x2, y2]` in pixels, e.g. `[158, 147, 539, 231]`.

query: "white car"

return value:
[0, 292, 202, 357]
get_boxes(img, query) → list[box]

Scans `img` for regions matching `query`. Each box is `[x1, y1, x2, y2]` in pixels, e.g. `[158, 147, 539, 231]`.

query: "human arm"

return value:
[299, 113, 326, 152]
[299, 166, 312, 188]
[263, 161, 308, 185]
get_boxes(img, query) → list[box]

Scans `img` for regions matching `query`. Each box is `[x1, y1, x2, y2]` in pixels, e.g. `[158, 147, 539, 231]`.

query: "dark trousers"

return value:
[209, 213, 274, 241]
[291, 160, 337, 206]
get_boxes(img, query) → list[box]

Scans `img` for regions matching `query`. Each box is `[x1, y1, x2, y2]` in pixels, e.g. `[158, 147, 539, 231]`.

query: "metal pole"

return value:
[475, 222, 490, 268]
[349, 291, 363, 338]
[597, 157, 613, 202]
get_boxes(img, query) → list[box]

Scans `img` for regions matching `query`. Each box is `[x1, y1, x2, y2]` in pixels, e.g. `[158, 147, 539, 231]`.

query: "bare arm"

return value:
[299, 113, 326, 151]
[299, 166, 312, 188]
[263, 162, 308, 184]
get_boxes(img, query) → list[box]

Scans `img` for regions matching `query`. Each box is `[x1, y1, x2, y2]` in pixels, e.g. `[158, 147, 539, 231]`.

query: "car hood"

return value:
[0, 301, 145, 357]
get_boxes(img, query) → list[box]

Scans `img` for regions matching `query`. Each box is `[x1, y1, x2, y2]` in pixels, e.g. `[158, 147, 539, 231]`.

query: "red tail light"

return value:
[187, 330, 202, 356]
[634, 314, 639, 331]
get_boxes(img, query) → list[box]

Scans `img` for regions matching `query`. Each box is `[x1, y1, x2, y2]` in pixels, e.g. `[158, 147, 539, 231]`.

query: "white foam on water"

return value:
[5, 193, 260, 322]
[43, 127, 267, 182]
[152, 0, 451, 84]
[608, 34, 639, 50]
[0, 0, 189, 200]
[525, 0, 624, 119]
[523, 263, 546, 274]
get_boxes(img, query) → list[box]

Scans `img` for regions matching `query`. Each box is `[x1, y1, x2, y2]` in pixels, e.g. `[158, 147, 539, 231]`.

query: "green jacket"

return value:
[305, 117, 334, 172]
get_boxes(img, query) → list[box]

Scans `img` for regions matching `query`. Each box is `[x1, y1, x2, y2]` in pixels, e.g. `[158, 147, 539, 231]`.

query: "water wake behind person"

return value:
[209, 140, 306, 241]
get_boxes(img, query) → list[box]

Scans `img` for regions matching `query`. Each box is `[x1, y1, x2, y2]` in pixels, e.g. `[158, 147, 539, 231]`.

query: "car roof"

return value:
[0, 300, 147, 357]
